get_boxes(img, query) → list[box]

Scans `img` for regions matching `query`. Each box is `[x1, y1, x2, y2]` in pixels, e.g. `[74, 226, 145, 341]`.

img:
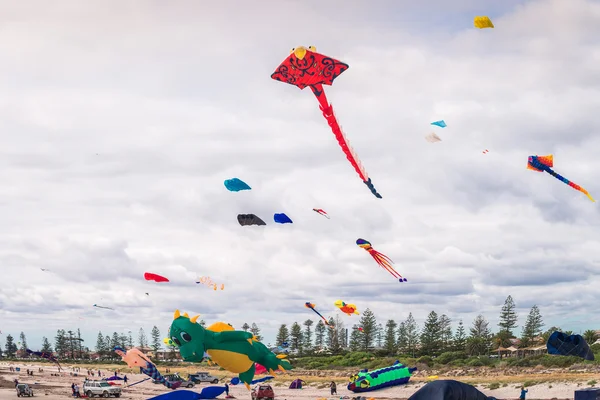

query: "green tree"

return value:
[583, 330, 599, 345]
[359, 308, 378, 351]
[376, 323, 384, 348]
[404, 313, 419, 357]
[111, 332, 121, 350]
[349, 326, 361, 351]
[453, 320, 467, 351]
[104, 335, 111, 353]
[384, 319, 398, 355]
[314, 321, 326, 350]
[76, 329, 84, 358]
[54, 330, 68, 358]
[520, 305, 544, 347]
[420, 311, 442, 356]
[326, 317, 342, 353]
[242, 323, 250, 332]
[498, 295, 518, 337]
[438, 314, 452, 352]
[250, 323, 262, 341]
[290, 322, 303, 354]
[333, 316, 345, 351]
[151, 326, 161, 354]
[276, 324, 289, 347]
[467, 314, 492, 356]
[138, 328, 148, 348]
[396, 322, 408, 354]
[95, 332, 106, 358]
[19, 332, 28, 351]
[302, 319, 314, 352]
[5, 334, 17, 357]
[41, 337, 53, 353]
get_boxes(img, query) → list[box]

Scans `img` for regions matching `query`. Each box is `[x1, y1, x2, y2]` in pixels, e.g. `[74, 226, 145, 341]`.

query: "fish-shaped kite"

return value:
[312, 208, 330, 219]
[356, 239, 406, 282]
[144, 272, 170, 282]
[527, 154, 595, 202]
[305, 302, 331, 327]
[224, 178, 251, 192]
[274, 213, 293, 224]
[474, 16, 494, 29]
[272, 46, 382, 198]
[334, 300, 359, 316]
[237, 214, 267, 226]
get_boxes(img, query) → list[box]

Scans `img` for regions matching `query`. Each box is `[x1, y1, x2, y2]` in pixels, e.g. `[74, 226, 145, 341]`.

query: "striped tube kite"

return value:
[527, 154, 595, 202]
[305, 302, 331, 327]
[356, 239, 406, 282]
[271, 46, 382, 198]
[114, 346, 181, 390]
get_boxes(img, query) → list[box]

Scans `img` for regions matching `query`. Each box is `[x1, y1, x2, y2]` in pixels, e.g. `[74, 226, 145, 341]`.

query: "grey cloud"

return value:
[1, 0, 600, 349]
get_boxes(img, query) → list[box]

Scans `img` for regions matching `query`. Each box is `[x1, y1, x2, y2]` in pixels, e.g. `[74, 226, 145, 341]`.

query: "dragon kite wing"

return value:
[305, 302, 331, 327]
[527, 154, 595, 202]
[356, 239, 406, 282]
[271, 46, 382, 198]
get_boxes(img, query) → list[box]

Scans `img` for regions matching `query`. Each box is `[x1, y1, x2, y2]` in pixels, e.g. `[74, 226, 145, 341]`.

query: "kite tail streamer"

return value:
[366, 249, 407, 282]
[545, 168, 595, 202]
[140, 363, 181, 390]
[310, 84, 382, 198]
[126, 377, 150, 388]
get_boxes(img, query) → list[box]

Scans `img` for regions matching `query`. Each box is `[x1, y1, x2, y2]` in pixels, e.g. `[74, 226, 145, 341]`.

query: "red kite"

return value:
[271, 46, 382, 198]
[144, 272, 169, 282]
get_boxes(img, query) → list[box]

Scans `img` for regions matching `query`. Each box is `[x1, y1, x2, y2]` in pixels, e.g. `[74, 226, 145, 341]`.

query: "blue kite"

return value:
[224, 178, 251, 192]
[274, 213, 293, 224]
[148, 386, 227, 400]
[431, 120, 447, 128]
[230, 376, 274, 385]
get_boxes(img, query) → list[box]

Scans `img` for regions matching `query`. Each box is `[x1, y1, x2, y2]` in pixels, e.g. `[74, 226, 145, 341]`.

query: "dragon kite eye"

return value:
[171, 337, 181, 346]
[290, 48, 295, 53]
[180, 331, 192, 343]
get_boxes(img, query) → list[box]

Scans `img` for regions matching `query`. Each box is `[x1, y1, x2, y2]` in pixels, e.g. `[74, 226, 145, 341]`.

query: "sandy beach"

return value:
[1, 362, 595, 400]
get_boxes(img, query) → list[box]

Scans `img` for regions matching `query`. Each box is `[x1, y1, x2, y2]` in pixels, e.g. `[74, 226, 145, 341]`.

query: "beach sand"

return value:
[0, 362, 590, 399]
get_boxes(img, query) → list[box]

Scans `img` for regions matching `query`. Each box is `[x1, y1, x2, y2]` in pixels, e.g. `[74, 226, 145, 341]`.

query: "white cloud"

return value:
[1, 0, 600, 350]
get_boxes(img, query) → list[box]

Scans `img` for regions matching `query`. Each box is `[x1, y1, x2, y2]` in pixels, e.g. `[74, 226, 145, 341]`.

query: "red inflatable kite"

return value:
[271, 46, 382, 198]
[144, 272, 169, 283]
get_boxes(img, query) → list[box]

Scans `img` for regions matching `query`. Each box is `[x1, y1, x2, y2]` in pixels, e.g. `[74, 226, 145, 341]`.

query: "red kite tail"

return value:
[310, 84, 382, 198]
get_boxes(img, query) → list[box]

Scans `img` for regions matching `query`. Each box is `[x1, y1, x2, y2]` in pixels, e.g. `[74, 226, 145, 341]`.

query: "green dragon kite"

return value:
[168, 310, 293, 388]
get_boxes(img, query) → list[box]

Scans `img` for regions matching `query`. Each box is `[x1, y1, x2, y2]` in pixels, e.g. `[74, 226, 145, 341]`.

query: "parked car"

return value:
[16, 384, 33, 397]
[83, 380, 122, 398]
[251, 384, 274, 400]
[188, 372, 219, 384]
[153, 374, 195, 388]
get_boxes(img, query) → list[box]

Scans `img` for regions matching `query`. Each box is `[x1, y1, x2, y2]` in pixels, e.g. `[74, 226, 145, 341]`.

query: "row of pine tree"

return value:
[3, 296, 597, 360]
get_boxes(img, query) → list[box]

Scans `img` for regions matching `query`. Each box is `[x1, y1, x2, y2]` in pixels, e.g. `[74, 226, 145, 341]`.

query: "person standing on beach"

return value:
[225, 382, 229, 396]
[519, 386, 528, 399]
[329, 381, 337, 395]
[124, 375, 128, 386]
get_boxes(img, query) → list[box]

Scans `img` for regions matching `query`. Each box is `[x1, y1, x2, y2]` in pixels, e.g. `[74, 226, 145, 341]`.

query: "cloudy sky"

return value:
[1, 0, 600, 351]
